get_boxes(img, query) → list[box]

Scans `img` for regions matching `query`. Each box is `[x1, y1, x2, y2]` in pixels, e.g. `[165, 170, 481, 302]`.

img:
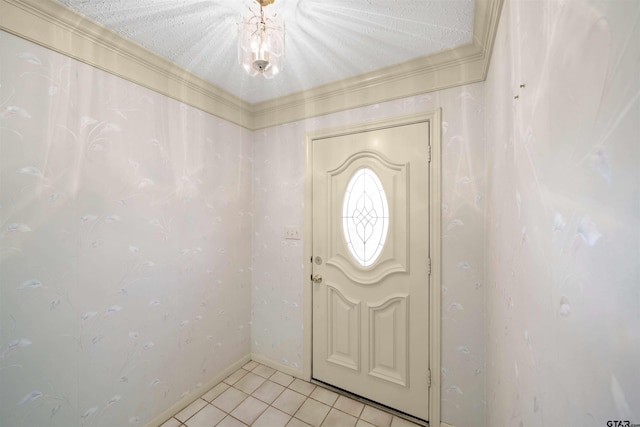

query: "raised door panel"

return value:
[368, 295, 409, 387]
[326, 151, 408, 285]
[326, 284, 361, 371]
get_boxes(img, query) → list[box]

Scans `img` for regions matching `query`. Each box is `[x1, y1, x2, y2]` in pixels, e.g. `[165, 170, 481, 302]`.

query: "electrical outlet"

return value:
[284, 226, 301, 240]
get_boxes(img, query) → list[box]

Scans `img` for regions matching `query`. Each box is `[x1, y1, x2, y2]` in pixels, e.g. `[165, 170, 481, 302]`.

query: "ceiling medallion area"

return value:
[238, 0, 285, 78]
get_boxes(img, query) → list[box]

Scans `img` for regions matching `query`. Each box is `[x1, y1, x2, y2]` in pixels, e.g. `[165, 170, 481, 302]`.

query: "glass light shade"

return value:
[238, 6, 285, 78]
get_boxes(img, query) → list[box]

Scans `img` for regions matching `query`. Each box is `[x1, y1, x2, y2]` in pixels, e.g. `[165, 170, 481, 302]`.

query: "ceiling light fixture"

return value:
[238, 0, 285, 78]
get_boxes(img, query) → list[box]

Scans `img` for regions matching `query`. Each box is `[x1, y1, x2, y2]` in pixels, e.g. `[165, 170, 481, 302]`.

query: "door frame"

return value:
[302, 110, 442, 425]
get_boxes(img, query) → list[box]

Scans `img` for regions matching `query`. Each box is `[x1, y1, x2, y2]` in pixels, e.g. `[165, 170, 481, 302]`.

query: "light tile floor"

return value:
[161, 361, 422, 427]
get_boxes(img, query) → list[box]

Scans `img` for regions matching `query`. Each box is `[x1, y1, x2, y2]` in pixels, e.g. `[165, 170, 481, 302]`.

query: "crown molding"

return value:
[0, 0, 254, 129]
[0, 0, 503, 131]
[250, 43, 486, 129]
[250, 0, 503, 129]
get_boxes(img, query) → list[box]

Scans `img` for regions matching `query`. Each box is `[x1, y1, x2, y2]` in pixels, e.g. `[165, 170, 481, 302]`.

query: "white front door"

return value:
[311, 120, 431, 421]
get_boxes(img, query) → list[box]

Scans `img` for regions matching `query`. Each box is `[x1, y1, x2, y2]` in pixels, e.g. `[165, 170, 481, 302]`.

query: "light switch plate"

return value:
[284, 226, 301, 240]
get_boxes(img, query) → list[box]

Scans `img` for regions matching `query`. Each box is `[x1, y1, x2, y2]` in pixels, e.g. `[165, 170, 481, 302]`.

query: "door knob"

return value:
[312, 274, 323, 284]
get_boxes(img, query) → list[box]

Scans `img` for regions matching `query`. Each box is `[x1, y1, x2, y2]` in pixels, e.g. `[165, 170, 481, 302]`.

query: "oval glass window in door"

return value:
[342, 168, 390, 267]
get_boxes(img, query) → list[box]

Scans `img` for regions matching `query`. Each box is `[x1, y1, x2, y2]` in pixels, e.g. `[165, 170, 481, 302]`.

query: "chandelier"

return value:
[238, 0, 285, 78]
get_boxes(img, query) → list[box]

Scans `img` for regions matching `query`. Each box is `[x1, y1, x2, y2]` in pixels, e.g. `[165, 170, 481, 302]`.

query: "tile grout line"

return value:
[168, 362, 420, 427]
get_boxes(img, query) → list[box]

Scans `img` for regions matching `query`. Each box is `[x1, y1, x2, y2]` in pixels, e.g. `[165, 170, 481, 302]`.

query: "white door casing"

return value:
[304, 111, 442, 423]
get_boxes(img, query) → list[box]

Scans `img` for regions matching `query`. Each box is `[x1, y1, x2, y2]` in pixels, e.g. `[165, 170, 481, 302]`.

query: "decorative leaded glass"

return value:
[342, 168, 389, 267]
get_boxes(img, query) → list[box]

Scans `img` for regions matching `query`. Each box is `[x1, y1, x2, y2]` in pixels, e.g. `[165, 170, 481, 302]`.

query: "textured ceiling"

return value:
[54, 0, 474, 104]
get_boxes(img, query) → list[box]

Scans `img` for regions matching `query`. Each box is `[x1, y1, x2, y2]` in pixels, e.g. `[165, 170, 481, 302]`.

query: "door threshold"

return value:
[311, 378, 429, 427]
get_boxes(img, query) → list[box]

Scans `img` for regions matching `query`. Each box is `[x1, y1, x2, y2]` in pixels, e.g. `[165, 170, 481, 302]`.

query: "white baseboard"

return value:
[145, 354, 251, 427]
[441, 422, 456, 427]
[250, 353, 305, 379]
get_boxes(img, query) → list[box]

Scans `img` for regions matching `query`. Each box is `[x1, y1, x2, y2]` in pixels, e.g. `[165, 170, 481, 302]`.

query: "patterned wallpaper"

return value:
[485, 0, 639, 425]
[252, 85, 487, 427]
[0, 32, 252, 426]
[3, 16, 492, 427]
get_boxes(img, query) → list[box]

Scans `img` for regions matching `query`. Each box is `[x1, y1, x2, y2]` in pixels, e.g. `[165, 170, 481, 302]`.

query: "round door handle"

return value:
[312, 274, 323, 284]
